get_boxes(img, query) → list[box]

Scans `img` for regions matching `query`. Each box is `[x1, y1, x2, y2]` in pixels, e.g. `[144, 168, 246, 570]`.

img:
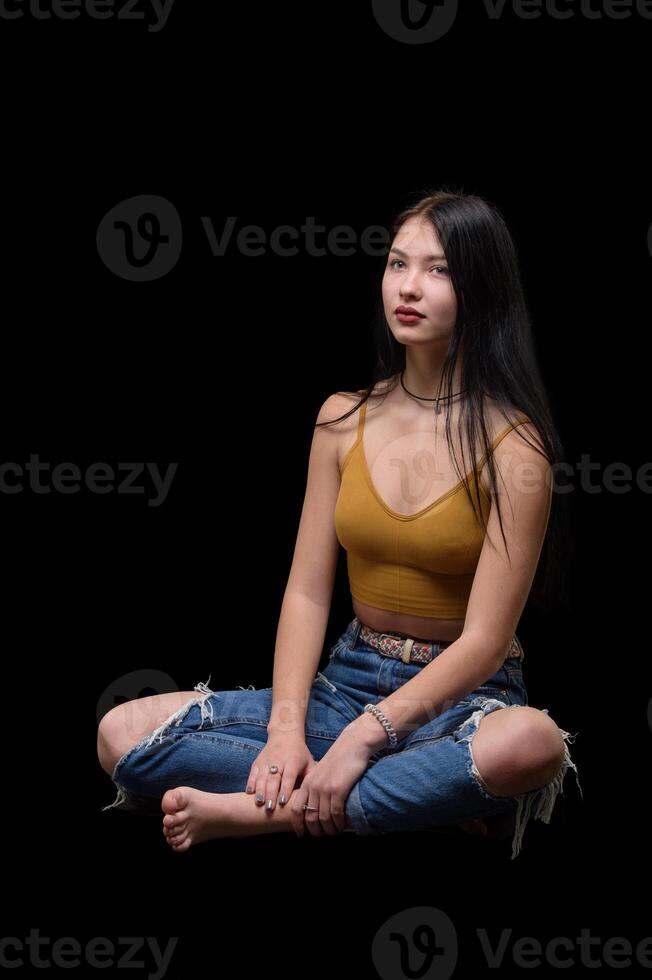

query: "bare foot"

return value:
[161, 786, 293, 852]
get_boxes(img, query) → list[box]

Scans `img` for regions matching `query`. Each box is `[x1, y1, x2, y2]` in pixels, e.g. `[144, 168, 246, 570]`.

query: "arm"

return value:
[347, 423, 554, 752]
[267, 392, 350, 739]
[267, 590, 332, 737]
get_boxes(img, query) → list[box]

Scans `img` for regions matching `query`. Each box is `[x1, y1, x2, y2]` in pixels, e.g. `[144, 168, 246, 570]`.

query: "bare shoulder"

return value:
[484, 397, 539, 444]
[315, 391, 360, 426]
[315, 391, 365, 474]
[478, 399, 546, 496]
[317, 377, 395, 424]
[316, 376, 397, 470]
[482, 400, 549, 500]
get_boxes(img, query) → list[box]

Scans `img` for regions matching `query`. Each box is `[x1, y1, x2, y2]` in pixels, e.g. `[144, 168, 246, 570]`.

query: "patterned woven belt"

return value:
[355, 618, 524, 666]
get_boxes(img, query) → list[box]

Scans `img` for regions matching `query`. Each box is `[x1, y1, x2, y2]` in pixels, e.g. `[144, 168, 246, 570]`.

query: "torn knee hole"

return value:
[136, 677, 219, 751]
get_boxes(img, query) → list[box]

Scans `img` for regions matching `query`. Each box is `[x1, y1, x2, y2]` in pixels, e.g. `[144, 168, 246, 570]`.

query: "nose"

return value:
[399, 270, 422, 298]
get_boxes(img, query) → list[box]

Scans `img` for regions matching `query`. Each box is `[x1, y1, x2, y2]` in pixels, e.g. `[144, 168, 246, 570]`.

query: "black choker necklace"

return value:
[400, 370, 467, 415]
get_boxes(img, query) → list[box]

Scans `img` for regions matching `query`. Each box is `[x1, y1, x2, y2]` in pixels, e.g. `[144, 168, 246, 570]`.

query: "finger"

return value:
[264, 773, 282, 811]
[330, 796, 347, 835]
[245, 764, 258, 795]
[317, 793, 336, 837]
[305, 795, 325, 837]
[277, 769, 295, 807]
[254, 770, 267, 807]
[291, 789, 307, 837]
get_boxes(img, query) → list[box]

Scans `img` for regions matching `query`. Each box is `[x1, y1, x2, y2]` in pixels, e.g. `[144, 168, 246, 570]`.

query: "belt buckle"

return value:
[376, 631, 434, 665]
[401, 637, 416, 664]
[377, 633, 400, 659]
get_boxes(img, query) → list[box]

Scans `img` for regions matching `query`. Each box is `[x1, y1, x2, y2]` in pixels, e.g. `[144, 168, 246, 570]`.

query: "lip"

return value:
[395, 306, 425, 317]
[396, 313, 423, 324]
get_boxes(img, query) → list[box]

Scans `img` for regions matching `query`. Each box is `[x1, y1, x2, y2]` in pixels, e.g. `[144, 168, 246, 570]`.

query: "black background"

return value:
[2, 1, 650, 977]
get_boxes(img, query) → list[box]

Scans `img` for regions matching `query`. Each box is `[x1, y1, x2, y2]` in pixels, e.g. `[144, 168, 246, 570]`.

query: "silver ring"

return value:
[303, 804, 318, 811]
[268, 765, 279, 774]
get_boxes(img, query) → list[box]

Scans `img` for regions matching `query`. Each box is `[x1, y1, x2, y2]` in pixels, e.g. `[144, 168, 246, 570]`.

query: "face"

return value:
[382, 216, 458, 344]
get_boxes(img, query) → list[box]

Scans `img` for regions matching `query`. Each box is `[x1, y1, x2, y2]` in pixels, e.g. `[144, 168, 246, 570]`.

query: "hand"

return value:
[245, 733, 315, 812]
[290, 724, 377, 837]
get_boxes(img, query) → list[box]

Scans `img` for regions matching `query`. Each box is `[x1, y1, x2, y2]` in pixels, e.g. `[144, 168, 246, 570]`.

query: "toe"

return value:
[163, 814, 187, 831]
[163, 820, 186, 837]
[161, 787, 187, 815]
[164, 826, 187, 844]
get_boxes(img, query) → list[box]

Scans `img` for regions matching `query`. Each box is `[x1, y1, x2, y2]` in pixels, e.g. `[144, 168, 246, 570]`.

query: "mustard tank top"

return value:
[334, 400, 531, 619]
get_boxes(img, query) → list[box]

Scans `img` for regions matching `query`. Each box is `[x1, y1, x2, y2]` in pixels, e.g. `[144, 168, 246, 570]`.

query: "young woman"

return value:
[98, 189, 583, 860]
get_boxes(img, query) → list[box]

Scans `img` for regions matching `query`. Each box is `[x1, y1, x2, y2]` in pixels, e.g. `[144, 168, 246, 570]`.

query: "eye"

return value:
[388, 259, 449, 275]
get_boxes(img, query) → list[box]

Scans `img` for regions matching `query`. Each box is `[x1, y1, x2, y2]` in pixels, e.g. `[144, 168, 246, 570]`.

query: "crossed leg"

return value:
[98, 695, 567, 853]
[160, 705, 567, 852]
[97, 691, 203, 777]
[467, 704, 567, 798]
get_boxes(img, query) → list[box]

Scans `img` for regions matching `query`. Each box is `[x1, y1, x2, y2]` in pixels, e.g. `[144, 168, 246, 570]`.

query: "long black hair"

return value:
[316, 187, 575, 619]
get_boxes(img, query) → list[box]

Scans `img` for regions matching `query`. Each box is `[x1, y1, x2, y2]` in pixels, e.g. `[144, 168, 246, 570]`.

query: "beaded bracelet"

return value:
[364, 703, 398, 747]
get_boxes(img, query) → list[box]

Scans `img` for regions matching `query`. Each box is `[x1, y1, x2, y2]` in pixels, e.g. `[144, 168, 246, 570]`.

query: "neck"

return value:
[402, 351, 463, 400]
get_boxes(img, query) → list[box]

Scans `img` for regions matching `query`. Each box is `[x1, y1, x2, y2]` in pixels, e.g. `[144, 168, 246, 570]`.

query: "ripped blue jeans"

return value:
[101, 617, 583, 860]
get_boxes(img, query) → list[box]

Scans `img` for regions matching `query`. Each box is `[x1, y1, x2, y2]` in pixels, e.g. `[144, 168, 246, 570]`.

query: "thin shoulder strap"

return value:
[478, 416, 531, 471]
[339, 399, 368, 475]
[490, 415, 531, 451]
[356, 399, 367, 441]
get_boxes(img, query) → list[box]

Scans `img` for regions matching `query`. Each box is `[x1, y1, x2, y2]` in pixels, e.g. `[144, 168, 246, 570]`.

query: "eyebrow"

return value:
[389, 247, 447, 262]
